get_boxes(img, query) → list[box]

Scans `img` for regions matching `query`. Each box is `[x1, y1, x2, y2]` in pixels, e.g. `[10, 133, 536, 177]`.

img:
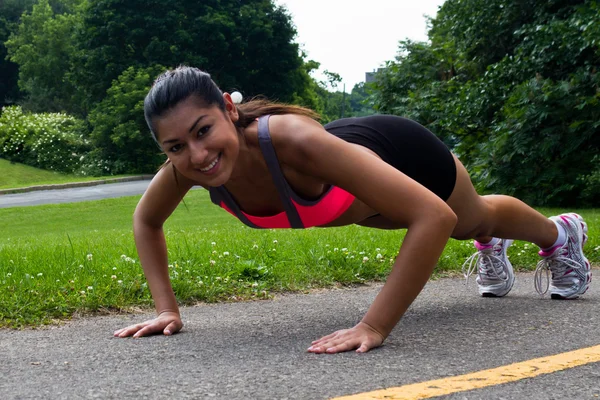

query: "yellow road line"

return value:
[332, 344, 600, 400]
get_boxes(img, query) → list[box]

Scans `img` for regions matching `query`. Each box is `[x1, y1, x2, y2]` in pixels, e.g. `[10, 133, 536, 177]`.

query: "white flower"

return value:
[80, 291, 86, 295]
[252, 282, 259, 287]
[210, 260, 216, 265]
[223, 251, 230, 256]
[273, 240, 278, 244]
[362, 257, 369, 263]
[341, 248, 348, 252]
[376, 253, 383, 259]
[253, 244, 259, 249]
[111, 275, 117, 279]
[87, 286, 93, 290]
[211, 242, 216, 246]
[117, 280, 123, 284]
[7, 273, 11, 277]
[37, 273, 43, 277]
[86, 254, 93, 261]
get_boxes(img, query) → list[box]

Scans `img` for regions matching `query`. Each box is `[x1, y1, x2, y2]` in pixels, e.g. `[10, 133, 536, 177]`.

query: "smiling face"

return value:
[154, 94, 241, 187]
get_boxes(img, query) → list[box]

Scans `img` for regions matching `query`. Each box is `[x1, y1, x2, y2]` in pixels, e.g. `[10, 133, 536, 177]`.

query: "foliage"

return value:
[371, 0, 600, 206]
[72, 0, 308, 110]
[87, 65, 167, 174]
[4, 0, 85, 115]
[0, 105, 89, 173]
[0, 0, 37, 108]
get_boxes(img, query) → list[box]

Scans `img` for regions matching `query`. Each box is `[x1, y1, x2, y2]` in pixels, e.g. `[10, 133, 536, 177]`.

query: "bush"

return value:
[87, 65, 167, 174]
[0, 106, 90, 173]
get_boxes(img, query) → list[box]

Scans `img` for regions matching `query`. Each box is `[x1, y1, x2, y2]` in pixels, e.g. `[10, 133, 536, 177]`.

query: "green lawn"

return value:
[1, 189, 598, 328]
[0, 158, 130, 190]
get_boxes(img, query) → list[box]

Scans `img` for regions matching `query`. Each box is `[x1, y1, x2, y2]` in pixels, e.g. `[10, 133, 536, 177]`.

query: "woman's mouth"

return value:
[199, 153, 221, 174]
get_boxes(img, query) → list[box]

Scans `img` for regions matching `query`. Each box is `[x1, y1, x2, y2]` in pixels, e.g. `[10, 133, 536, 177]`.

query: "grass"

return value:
[1, 189, 599, 328]
[0, 158, 131, 190]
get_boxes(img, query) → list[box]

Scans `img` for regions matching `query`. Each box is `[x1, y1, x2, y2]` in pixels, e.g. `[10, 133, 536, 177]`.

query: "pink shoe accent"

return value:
[538, 245, 561, 257]
[474, 241, 493, 251]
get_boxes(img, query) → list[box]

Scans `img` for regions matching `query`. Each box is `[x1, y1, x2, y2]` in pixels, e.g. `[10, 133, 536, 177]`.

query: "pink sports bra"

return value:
[208, 115, 355, 229]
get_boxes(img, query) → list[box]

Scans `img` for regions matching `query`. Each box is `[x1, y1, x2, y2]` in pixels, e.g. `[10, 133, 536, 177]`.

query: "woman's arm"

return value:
[271, 115, 457, 353]
[114, 163, 196, 338]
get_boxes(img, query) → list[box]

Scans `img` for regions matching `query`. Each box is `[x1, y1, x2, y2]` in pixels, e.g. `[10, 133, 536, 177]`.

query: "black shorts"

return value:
[324, 115, 457, 201]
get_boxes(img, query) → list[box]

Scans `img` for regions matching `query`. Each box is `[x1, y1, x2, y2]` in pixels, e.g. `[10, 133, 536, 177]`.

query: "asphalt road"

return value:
[1, 272, 599, 400]
[0, 180, 152, 208]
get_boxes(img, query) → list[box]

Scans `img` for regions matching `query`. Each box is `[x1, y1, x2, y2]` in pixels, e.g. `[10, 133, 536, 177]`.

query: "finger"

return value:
[307, 345, 328, 354]
[133, 323, 161, 338]
[325, 340, 360, 354]
[116, 324, 145, 338]
[113, 329, 125, 337]
[309, 335, 348, 353]
[163, 321, 180, 336]
[356, 343, 370, 353]
[311, 330, 343, 345]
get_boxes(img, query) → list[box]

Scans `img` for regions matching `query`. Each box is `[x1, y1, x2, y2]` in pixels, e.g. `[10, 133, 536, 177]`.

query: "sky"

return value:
[274, 0, 447, 91]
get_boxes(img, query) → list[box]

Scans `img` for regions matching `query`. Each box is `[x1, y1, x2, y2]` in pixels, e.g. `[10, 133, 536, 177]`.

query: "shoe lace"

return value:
[462, 250, 508, 284]
[534, 248, 583, 295]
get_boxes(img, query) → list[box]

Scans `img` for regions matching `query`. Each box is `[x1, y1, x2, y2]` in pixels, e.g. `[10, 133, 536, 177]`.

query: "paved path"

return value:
[1, 272, 599, 399]
[0, 181, 153, 208]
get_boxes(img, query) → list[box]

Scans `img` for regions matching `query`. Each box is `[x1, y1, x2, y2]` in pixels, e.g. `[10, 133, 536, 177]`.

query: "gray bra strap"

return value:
[257, 115, 304, 229]
[211, 186, 261, 229]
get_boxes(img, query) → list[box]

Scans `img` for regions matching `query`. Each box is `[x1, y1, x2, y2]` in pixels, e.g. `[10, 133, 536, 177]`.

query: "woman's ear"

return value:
[223, 93, 239, 122]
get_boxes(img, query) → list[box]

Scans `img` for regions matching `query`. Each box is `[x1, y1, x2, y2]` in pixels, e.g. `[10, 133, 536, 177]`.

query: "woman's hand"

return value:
[307, 322, 385, 354]
[113, 311, 183, 338]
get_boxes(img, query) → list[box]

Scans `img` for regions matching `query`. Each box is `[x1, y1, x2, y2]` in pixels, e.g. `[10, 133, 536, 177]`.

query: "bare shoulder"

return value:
[266, 114, 332, 164]
[267, 114, 325, 145]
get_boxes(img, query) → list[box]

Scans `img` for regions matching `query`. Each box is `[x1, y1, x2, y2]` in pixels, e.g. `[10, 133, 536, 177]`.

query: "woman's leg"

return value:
[446, 155, 557, 248]
[447, 155, 590, 299]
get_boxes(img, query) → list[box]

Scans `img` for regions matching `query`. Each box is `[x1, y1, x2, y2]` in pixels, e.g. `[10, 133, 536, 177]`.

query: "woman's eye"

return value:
[198, 125, 211, 136]
[169, 144, 182, 153]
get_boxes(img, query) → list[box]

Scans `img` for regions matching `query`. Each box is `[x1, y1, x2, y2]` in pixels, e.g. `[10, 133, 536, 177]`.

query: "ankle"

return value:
[539, 220, 567, 251]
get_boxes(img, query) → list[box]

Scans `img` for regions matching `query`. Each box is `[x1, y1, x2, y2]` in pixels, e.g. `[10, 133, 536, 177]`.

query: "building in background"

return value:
[365, 68, 387, 84]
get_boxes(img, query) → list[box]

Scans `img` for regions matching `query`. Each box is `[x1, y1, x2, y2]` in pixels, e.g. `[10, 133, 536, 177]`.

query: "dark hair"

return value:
[144, 66, 320, 142]
[144, 66, 225, 142]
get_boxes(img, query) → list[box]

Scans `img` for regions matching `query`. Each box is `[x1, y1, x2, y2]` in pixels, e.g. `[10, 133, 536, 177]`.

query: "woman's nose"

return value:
[188, 141, 209, 165]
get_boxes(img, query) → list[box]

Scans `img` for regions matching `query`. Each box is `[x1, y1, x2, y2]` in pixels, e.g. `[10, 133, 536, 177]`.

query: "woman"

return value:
[113, 66, 590, 354]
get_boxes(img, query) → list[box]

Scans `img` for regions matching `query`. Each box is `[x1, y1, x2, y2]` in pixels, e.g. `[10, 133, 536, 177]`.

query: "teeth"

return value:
[200, 155, 219, 172]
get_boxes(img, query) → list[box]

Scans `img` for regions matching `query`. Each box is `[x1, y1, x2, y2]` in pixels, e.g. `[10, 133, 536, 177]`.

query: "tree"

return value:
[370, 0, 599, 206]
[4, 0, 85, 114]
[87, 65, 167, 174]
[0, 0, 36, 108]
[72, 0, 309, 110]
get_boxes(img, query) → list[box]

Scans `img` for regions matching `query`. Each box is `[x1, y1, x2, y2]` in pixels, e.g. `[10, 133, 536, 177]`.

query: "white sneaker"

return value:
[463, 239, 515, 297]
[535, 213, 591, 299]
